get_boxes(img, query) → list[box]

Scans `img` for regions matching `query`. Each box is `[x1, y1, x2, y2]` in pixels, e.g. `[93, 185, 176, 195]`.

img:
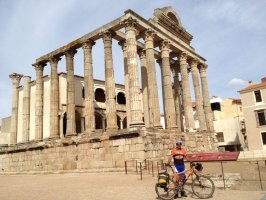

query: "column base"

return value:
[47, 135, 60, 140]
[65, 132, 77, 137]
[129, 121, 145, 128]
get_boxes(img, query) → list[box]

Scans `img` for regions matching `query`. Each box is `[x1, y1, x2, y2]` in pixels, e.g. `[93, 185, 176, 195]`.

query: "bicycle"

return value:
[155, 162, 215, 199]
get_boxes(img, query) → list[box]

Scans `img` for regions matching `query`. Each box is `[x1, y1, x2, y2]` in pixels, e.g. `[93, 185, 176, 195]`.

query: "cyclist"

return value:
[167, 139, 189, 197]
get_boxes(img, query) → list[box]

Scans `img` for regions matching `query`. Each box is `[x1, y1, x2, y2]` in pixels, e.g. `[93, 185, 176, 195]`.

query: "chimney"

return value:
[261, 77, 266, 83]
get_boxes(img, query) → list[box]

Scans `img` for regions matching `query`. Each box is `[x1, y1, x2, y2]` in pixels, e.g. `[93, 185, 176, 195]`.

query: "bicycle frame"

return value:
[167, 164, 198, 186]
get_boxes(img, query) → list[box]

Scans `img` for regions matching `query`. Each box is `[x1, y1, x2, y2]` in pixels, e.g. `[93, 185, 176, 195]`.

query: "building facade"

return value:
[211, 97, 245, 151]
[239, 77, 266, 150]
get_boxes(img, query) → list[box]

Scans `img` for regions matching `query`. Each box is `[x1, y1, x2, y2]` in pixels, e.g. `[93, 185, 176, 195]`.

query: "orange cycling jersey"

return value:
[171, 148, 187, 165]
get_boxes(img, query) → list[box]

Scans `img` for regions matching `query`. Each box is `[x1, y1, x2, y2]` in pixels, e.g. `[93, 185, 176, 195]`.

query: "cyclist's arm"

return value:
[184, 154, 191, 162]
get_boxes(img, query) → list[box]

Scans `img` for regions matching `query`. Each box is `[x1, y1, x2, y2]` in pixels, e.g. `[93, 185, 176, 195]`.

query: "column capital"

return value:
[82, 39, 96, 50]
[23, 75, 31, 81]
[118, 40, 127, 51]
[137, 49, 146, 58]
[100, 30, 115, 42]
[178, 51, 188, 61]
[170, 61, 180, 73]
[159, 40, 171, 51]
[123, 17, 138, 30]
[64, 48, 77, 59]
[144, 28, 156, 41]
[32, 62, 46, 72]
[188, 58, 200, 69]
[49, 56, 61, 65]
[199, 63, 208, 72]
[9, 73, 23, 83]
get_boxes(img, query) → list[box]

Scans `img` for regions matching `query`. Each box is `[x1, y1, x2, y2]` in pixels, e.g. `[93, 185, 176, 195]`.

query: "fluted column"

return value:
[49, 57, 61, 138]
[22, 76, 31, 143]
[144, 28, 162, 128]
[138, 49, 150, 128]
[102, 30, 118, 131]
[159, 40, 178, 129]
[179, 52, 194, 131]
[124, 17, 144, 127]
[34, 63, 46, 141]
[189, 59, 207, 131]
[118, 40, 131, 128]
[172, 63, 183, 131]
[65, 49, 77, 136]
[9, 73, 23, 145]
[199, 64, 214, 132]
[82, 40, 96, 133]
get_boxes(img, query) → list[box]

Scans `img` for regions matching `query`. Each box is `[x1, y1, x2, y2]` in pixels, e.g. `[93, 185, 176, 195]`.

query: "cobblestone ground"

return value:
[0, 173, 265, 200]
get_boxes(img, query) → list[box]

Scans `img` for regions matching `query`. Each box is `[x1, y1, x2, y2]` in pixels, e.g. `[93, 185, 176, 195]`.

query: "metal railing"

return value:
[124, 159, 266, 190]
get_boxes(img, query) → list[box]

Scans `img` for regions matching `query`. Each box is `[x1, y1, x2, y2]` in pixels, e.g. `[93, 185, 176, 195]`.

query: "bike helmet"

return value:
[176, 140, 182, 145]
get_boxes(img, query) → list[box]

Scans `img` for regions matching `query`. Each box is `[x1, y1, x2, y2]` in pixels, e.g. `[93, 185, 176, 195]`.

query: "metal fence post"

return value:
[220, 161, 225, 189]
[148, 161, 150, 174]
[125, 161, 127, 174]
[152, 161, 154, 177]
[257, 160, 263, 190]
[140, 162, 143, 180]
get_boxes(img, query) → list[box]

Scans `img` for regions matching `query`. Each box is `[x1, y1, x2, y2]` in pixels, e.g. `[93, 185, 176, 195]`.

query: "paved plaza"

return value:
[0, 172, 265, 200]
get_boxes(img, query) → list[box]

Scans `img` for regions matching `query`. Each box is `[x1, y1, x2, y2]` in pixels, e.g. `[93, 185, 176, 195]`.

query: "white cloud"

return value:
[227, 78, 247, 87]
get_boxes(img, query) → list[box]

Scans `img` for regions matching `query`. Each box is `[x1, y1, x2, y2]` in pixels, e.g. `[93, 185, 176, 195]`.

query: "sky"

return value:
[0, 0, 266, 122]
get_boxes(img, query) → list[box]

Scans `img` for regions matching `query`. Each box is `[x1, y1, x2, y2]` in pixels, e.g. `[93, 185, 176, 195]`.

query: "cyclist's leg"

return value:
[174, 164, 186, 183]
[174, 164, 187, 197]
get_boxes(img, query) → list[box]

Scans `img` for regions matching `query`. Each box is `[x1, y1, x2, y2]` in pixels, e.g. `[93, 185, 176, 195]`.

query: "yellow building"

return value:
[239, 77, 266, 150]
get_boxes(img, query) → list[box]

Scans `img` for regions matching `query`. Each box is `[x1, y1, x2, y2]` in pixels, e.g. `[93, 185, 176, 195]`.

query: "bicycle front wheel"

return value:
[192, 175, 215, 199]
[155, 178, 176, 200]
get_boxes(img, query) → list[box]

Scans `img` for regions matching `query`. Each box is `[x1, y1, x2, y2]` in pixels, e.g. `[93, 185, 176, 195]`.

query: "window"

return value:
[261, 132, 266, 145]
[82, 87, 85, 99]
[211, 102, 221, 111]
[216, 132, 224, 142]
[255, 109, 266, 126]
[254, 90, 262, 103]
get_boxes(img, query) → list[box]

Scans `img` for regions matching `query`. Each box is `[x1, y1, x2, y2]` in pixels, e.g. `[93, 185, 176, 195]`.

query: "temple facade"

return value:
[0, 7, 216, 173]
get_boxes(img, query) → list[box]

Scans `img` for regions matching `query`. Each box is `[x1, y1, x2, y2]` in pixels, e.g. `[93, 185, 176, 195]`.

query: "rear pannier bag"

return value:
[158, 170, 169, 188]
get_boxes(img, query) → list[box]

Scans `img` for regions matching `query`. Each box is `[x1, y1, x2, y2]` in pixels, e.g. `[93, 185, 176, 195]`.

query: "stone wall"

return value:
[0, 128, 216, 173]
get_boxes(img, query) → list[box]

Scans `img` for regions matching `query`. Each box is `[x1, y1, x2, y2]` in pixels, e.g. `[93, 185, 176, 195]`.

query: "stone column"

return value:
[179, 52, 194, 131]
[189, 59, 207, 131]
[33, 63, 46, 141]
[102, 30, 118, 131]
[138, 49, 150, 128]
[9, 73, 23, 145]
[124, 17, 144, 127]
[65, 49, 77, 136]
[199, 64, 214, 132]
[172, 63, 183, 131]
[159, 40, 177, 129]
[49, 57, 61, 139]
[22, 76, 31, 143]
[144, 28, 162, 128]
[82, 40, 96, 133]
[118, 40, 131, 127]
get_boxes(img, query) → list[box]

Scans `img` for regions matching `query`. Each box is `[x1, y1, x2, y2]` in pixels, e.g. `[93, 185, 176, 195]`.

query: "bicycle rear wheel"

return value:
[155, 178, 176, 200]
[192, 174, 215, 199]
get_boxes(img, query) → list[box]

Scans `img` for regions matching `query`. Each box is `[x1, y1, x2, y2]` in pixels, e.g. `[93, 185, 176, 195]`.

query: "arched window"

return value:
[95, 88, 105, 102]
[117, 92, 126, 104]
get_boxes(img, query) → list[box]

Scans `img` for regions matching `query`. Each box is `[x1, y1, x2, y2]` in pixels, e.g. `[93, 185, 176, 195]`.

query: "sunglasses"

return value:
[176, 143, 182, 145]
